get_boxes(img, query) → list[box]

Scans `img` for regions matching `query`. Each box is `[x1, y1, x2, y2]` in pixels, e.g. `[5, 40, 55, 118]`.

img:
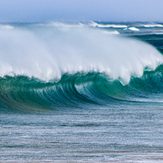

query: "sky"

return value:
[0, 0, 163, 22]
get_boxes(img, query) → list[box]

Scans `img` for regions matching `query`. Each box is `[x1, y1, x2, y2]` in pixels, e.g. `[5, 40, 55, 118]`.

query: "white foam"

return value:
[143, 24, 163, 28]
[97, 24, 127, 28]
[129, 27, 140, 31]
[89, 22, 127, 28]
[0, 24, 162, 84]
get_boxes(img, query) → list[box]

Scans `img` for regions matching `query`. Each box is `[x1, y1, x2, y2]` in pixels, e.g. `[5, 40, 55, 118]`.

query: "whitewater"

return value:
[1, 22, 163, 162]
[0, 23, 162, 82]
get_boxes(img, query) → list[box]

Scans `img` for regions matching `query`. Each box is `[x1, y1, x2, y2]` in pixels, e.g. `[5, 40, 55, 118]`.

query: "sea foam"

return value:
[0, 23, 162, 83]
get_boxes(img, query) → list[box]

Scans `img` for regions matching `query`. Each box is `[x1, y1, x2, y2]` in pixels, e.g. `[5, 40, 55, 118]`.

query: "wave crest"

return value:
[0, 24, 162, 84]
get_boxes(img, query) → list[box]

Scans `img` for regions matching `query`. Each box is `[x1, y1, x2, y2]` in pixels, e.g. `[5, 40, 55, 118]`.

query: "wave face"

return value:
[0, 22, 163, 111]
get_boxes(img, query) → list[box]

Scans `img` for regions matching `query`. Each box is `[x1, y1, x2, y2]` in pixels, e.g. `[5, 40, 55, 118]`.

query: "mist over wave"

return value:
[0, 23, 162, 83]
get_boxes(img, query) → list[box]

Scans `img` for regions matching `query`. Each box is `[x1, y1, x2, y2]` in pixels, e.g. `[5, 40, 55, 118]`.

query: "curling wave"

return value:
[0, 22, 163, 111]
[1, 65, 163, 112]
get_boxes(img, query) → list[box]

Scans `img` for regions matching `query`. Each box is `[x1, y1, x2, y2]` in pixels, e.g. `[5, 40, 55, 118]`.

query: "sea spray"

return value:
[0, 24, 162, 83]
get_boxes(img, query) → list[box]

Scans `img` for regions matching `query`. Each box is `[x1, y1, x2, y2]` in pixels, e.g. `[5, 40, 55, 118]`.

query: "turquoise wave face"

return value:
[0, 64, 163, 112]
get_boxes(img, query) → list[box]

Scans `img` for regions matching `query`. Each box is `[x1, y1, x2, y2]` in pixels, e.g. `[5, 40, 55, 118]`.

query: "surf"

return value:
[0, 22, 163, 111]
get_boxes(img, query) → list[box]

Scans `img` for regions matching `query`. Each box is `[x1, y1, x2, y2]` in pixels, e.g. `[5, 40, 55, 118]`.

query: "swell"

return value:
[1, 65, 163, 112]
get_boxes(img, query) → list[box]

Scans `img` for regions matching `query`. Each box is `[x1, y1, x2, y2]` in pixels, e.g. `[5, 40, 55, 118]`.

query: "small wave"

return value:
[143, 24, 163, 28]
[89, 22, 127, 28]
[152, 30, 163, 35]
[129, 27, 139, 31]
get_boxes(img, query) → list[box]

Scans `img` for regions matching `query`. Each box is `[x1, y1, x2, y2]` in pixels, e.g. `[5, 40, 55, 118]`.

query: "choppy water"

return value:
[1, 21, 163, 162]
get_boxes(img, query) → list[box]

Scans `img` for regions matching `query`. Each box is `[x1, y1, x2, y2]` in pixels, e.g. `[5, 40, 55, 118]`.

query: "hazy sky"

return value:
[0, 0, 163, 22]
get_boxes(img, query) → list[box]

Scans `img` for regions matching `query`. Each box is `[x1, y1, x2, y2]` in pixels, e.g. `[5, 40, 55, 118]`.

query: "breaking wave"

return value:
[0, 22, 163, 111]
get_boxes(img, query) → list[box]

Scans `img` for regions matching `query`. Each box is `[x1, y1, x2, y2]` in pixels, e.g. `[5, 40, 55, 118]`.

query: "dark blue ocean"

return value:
[0, 22, 163, 162]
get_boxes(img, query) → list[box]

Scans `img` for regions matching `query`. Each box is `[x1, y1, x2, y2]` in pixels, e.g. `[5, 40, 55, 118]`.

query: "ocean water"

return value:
[0, 21, 163, 162]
